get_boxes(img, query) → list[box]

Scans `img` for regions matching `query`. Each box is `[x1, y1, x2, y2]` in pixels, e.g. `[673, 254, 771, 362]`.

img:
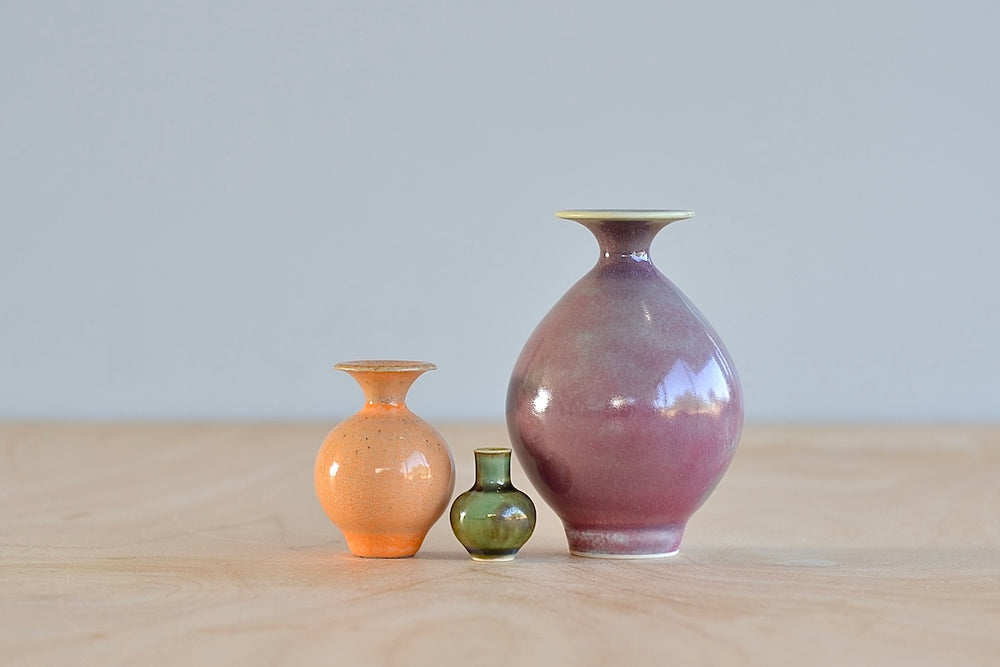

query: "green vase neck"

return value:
[473, 448, 513, 490]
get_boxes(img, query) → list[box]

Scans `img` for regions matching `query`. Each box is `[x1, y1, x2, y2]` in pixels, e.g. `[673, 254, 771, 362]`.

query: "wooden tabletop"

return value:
[2, 423, 998, 665]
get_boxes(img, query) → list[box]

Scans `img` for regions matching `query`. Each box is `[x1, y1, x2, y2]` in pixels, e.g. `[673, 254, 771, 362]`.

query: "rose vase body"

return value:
[506, 210, 743, 558]
[315, 361, 455, 558]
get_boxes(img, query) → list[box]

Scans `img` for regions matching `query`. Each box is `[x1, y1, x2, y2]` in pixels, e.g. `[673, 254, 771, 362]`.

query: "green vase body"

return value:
[450, 448, 536, 561]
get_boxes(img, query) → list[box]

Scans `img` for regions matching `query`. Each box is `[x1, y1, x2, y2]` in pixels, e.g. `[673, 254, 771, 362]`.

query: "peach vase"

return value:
[314, 360, 455, 558]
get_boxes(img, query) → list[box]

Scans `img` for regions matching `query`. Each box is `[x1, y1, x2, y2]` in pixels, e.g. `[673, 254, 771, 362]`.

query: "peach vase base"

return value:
[343, 531, 425, 559]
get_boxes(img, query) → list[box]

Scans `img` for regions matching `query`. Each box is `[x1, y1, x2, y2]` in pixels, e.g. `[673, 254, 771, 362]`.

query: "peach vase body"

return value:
[314, 361, 455, 558]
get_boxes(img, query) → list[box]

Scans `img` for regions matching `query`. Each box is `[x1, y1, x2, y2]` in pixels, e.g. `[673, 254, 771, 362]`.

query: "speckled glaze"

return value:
[450, 448, 536, 561]
[315, 361, 455, 558]
[506, 210, 743, 558]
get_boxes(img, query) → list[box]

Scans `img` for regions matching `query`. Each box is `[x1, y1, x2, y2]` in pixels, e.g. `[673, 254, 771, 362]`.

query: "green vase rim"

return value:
[474, 447, 511, 455]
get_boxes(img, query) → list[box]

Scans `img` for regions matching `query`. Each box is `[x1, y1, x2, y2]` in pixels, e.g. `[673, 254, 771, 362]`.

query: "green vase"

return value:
[450, 448, 536, 561]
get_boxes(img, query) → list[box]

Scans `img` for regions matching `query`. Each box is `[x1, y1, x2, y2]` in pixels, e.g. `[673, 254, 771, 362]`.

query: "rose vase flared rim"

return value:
[555, 209, 695, 222]
[334, 360, 437, 373]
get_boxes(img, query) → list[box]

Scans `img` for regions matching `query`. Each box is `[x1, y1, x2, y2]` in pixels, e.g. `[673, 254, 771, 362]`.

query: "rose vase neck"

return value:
[556, 209, 695, 265]
[335, 360, 436, 409]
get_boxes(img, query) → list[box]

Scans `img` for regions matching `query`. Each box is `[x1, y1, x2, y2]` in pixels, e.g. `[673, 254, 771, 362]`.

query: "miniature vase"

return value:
[450, 448, 536, 561]
[315, 360, 455, 558]
[506, 210, 743, 558]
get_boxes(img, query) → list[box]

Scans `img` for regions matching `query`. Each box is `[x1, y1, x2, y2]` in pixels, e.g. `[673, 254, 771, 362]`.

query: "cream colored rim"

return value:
[474, 447, 512, 455]
[555, 209, 694, 222]
[334, 360, 436, 373]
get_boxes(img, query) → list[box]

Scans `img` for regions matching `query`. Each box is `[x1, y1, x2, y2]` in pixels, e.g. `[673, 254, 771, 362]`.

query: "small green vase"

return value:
[450, 448, 536, 561]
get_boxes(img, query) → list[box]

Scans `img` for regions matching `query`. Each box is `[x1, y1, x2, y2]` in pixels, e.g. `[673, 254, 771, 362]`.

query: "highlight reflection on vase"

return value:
[315, 360, 455, 558]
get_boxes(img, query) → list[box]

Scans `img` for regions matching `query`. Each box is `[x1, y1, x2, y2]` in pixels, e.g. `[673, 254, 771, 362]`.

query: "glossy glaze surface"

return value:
[450, 448, 536, 561]
[315, 361, 455, 558]
[506, 211, 743, 558]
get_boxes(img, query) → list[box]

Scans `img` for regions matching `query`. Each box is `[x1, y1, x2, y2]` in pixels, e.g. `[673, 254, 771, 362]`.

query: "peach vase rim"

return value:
[334, 360, 436, 373]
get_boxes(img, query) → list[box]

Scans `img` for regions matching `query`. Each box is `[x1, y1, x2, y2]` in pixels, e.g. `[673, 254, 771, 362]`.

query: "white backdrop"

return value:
[2, 2, 998, 422]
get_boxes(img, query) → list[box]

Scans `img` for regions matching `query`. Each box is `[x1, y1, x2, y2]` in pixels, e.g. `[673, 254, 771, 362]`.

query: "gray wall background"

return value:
[2, 2, 998, 422]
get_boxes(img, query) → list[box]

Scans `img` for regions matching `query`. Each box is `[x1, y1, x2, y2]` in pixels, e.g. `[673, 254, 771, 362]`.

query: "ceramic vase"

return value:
[450, 448, 536, 561]
[315, 360, 455, 558]
[506, 210, 743, 558]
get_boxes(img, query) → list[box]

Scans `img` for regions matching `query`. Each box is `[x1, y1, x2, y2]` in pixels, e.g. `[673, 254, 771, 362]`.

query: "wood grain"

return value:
[2, 423, 998, 665]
